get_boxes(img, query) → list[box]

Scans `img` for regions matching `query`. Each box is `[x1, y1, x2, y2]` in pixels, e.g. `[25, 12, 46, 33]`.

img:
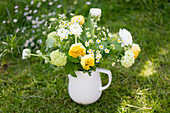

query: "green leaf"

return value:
[45, 38, 56, 51]
[66, 53, 80, 63]
[65, 61, 77, 77]
[112, 41, 123, 51]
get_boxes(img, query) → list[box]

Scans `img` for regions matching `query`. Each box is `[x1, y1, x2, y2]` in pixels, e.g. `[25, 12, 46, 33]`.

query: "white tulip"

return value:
[90, 8, 101, 18]
[119, 28, 133, 47]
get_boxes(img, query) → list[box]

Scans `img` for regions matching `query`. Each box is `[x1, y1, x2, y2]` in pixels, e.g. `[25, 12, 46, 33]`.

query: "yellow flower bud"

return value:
[131, 44, 141, 58]
[81, 54, 95, 70]
[71, 15, 85, 25]
[69, 43, 86, 58]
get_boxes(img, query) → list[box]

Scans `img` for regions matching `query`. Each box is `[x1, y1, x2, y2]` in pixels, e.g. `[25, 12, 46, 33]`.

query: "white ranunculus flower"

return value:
[22, 48, 31, 59]
[119, 28, 133, 47]
[69, 23, 83, 36]
[121, 50, 135, 68]
[50, 50, 67, 66]
[58, 28, 69, 38]
[90, 8, 101, 18]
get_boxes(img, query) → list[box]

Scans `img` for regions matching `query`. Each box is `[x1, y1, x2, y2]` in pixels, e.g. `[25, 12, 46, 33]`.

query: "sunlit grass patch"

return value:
[139, 60, 157, 77]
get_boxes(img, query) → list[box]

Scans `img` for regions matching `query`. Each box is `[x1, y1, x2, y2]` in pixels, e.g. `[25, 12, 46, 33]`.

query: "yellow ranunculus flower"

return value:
[71, 15, 85, 25]
[131, 44, 141, 58]
[69, 43, 86, 58]
[81, 54, 95, 70]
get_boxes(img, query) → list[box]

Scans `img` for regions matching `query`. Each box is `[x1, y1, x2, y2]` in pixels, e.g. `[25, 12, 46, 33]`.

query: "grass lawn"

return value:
[0, 0, 170, 112]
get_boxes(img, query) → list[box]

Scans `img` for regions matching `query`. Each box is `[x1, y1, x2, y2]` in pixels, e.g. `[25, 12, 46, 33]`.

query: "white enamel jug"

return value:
[68, 68, 112, 105]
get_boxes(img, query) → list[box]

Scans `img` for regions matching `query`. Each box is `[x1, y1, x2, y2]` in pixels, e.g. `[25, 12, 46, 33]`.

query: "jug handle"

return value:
[96, 68, 112, 91]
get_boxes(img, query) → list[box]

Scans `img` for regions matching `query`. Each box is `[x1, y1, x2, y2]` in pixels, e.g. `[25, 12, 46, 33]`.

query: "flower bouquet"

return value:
[22, 8, 141, 105]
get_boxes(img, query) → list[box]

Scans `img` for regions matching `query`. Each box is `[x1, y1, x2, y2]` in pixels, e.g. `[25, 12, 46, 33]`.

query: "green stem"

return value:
[75, 36, 77, 43]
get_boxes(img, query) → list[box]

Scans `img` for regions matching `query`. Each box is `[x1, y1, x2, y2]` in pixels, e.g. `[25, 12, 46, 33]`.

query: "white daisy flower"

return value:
[70, 13, 75, 16]
[112, 62, 116, 66]
[85, 42, 89, 47]
[112, 44, 115, 49]
[42, 31, 46, 35]
[37, 2, 41, 8]
[96, 50, 100, 54]
[108, 33, 112, 37]
[102, 38, 106, 41]
[96, 59, 99, 63]
[118, 39, 122, 43]
[88, 39, 93, 43]
[96, 54, 102, 59]
[87, 34, 91, 38]
[49, 18, 56, 21]
[85, 28, 90, 30]
[97, 27, 101, 30]
[99, 45, 104, 49]
[60, 37, 64, 41]
[104, 49, 109, 53]
[87, 49, 93, 53]
[29, 37, 34, 42]
[96, 39, 101, 44]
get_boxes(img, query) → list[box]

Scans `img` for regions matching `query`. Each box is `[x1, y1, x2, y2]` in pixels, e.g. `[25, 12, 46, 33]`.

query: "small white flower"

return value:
[24, 12, 29, 16]
[7, 20, 10, 23]
[104, 49, 109, 53]
[57, 4, 62, 8]
[97, 27, 101, 30]
[119, 28, 133, 47]
[112, 44, 115, 49]
[42, 31, 46, 35]
[14, 6, 19, 9]
[24, 42, 29, 47]
[22, 48, 31, 59]
[49, 2, 53, 6]
[28, 10, 32, 14]
[15, 9, 18, 13]
[86, 2, 91, 5]
[31, 1, 34, 5]
[96, 50, 100, 54]
[49, 18, 56, 21]
[96, 59, 99, 63]
[96, 54, 102, 60]
[85, 42, 89, 47]
[37, 39, 42, 44]
[87, 49, 93, 54]
[118, 39, 122, 43]
[52, 12, 56, 15]
[87, 34, 91, 38]
[99, 45, 104, 49]
[70, 13, 75, 16]
[37, 2, 41, 8]
[36, 50, 42, 55]
[88, 39, 93, 43]
[42, 0, 46, 2]
[24, 7, 29, 11]
[30, 42, 35, 47]
[15, 28, 20, 33]
[85, 28, 90, 30]
[90, 8, 101, 18]
[33, 9, 38, 13]
[112, 62, 116, 66]
[29, 37, 34, 42]
[2, 20, 6, 24]
[13, 19, 18, 23]
[96, 39, 101, 44]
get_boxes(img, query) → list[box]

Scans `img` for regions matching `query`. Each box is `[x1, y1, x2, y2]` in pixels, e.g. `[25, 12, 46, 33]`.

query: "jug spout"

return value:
[68, 74, 76, 80]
